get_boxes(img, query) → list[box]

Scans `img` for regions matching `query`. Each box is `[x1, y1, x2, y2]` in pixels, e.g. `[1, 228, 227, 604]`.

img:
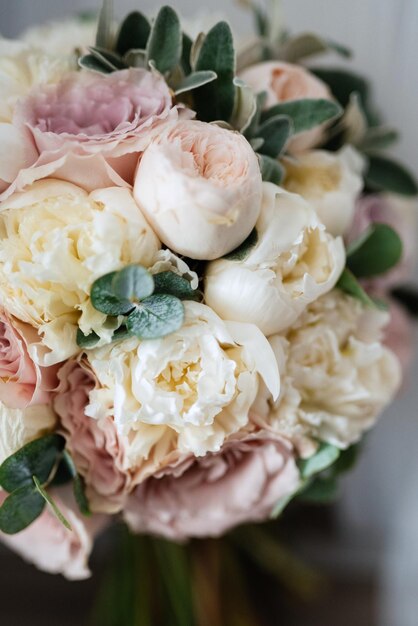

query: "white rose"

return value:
[204, 182, 345, 336]
[283, 147, 365, 236]
[22, 18, 96, 56]
[0, 402, 56, 464]
[85, 302, 280, 478]
[0, 180, 160, 364]
[134, 120, 263, 260]
[256, 291, 401, 450]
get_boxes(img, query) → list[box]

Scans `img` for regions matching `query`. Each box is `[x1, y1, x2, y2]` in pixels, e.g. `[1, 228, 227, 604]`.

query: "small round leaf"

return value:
[111, 265, 154, 303]
[91, 272, 134, 316]
[126, 294, 184, 339]
[0, 485, 45, 534]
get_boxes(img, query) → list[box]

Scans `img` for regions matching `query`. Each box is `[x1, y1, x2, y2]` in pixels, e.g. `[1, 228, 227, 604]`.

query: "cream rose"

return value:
[204, 182, 345, 336]
[84, 302, 280, 479]
[0, 402, 56, 464]
[0, 180, 160, 364]
[134, 120, 263, 260]
[255, 291, 401, 450]
[239, 61, 333, 154]
[283, 147, 365, 236]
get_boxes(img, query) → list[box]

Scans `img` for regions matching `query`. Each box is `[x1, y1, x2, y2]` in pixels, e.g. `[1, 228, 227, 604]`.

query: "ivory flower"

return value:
[205, 182, 345, 336]
[0, 180, 160, 364]
[0, 402, 56, 464]
[84, 302, 280, 478]
[283, 147, 365, 236]
[134, 120, 263, 260]
[23, 18, 96, 56]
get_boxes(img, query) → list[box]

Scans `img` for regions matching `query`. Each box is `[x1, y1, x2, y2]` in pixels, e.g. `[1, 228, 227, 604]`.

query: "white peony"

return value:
[0, 180, 160, 364]
[283, 146, 365, 236]
[22, 18, 97, 56]
[204, 182, 345, 336]
[0, 402, 56, 464]
[85, 302, 280, 478]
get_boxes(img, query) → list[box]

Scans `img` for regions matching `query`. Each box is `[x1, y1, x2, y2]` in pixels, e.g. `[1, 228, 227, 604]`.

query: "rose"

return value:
[0, 180, 160, 364]
[53, 358, 131, 514]
[255, 291, 401, 450]
[84, 302, 280, 478]
[124, 431, 299, 540]
[204, 182, 345, 336]
[133, 120, 263, 260]
[0, 310, 58, 409]
[0, 402, 56, 464]
[239, 61, 333, 154]
[0, 487, 107, 580]
[283, 147, 365, 236]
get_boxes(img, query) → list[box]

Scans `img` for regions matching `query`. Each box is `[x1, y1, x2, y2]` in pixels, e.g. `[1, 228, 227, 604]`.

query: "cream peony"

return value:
[0, 180, 160, 364]
[23, 18, 96, 56]
[283, 147, 365, 236]
[0, 402, 56, 464]
[134, 120, 263, 260]
[84, 302, 280, 479]
[205, 182, 345, 336]
[255, 291, 401, 450]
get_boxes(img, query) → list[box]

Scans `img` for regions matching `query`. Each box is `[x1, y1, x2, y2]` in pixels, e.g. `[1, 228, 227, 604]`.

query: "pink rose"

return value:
[239, 61, 333, 154]
[0, 310, 58, 409]
[0, 487, 107, 580]
[124, 432, 299, 540]
[53, 359, 131, 514]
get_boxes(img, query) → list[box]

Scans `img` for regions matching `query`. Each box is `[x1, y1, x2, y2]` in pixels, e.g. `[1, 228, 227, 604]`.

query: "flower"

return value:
[23, 18, 97, 56]
[383, 298, 415, 383]
[0, 402, 56, 464]
[204, 182, 345, 336]
[255, 291, 401, 450]
[0, 487, 107, 580]
[239, 61, 333, 153]
[84, 302, 280, 479]
[133, 120, 263, 260]
[53, 358, 131, 514]
[283, 147, 364, 236]
[0, 310, 58, 409]
[0, 180, 160, 364]
[124, 431, 299, 540]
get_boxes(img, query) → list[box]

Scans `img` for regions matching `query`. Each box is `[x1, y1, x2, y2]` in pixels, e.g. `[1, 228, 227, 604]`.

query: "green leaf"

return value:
[73, 475, 91, 517]
[0, 484, 45, 534]
[116, 11, 151, 55]
[365, 155, 418, 196]
[298, 443, 341, 479]
[194, 22, 236, 122]
[0, 435, 65, 493]
[181, 33, 193, 74]
[111, 324, 133, 343]
[230, 77, 258, 134]
[359, 126, 399, 152]
[174, 70, 217, 96]
[256, 114, 292, 158]
[270, 491, 296, 518]
[299, 476, 339, 504]
[280, 32, 351, 63]
[32, 476, 72, 531]
[392, 286, 418, 317]
[223, 228, 258, 261]
[91, 271, 134, 316]
[337, 268, 376, 308]
[347, 223, 403, 278]
[124, 48, 147, 68]
[96, 0, 114, 50]
[153, 271, 201, 301]
[77, 328, 100, 349]
[111, 265, 154, 303]
[88, 47, 126, 71]
[78, 54, 112, 74]
[146, 6, 182, 75]
[244, 90, 268, 139]
[258, 154, 285, 185]
[126, 294, 184, 339]
[261, 98, 342, 135]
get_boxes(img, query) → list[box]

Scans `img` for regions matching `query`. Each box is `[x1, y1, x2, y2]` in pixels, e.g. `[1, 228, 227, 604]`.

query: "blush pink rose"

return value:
[0, 310, 58, 409]
[124, 432, 299, 540]
[53, 359, 131, 514]
[239, 61, 333, 154]
[0, 487, 107, 580]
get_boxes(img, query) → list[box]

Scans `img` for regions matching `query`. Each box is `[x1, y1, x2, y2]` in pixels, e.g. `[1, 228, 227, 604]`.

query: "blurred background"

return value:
[0, 1, 417, 624]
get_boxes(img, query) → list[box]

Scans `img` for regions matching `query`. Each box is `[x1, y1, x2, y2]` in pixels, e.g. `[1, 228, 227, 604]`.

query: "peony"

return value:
[0, 402, 56, 464]
[23, 18, 97, 56]
[283, 147, 364, 236]
[54, 358, 131, 514]
[0, 180, 160, 364]
[255, 291, 401, 450]
[84, 302, 280, 479]
[133, 120, 263, 260]
[239, 61, 333, 154]
[0, 310, 58, 409]
[0, 487, 107, 580]
[205, 182, 345, 336]
[124, 431, 299, 540]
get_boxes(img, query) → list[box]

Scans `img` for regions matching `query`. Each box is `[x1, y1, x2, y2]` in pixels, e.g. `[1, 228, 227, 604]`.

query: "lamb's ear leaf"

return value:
[116, 11, 151, 55]
[146, 6, 182, 75]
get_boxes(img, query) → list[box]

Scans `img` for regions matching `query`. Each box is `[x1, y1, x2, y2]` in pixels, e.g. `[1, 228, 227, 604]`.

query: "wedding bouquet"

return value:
[0, 0, 416, 588]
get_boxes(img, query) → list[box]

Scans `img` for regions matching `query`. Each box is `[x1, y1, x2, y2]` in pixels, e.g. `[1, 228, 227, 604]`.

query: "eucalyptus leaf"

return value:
[33, 476, 72, 531]
[146, 6, 182, 75]
[91, 271, 134, 316]
[337, 268, 376, 307]
[126, 294, 184, 339]
[257, 114, 292, 158]
[73, 475, 91, 517]
[78, 54, 112, 74]
[153, 271, 201, 301]
[261, 98, 342, 134]
[96, 0, 114, 50]
[347, 223, 403, 278]
[111, 324, 133, 343]
[365, 155, 418, 196]
[111, 265, 155, 303]
[174, 70, 217, 95]
[298, 443, 341, 479]
[257, 154, 285, 185]
[0, 484, 45, 534]
[116, 11, 151, 55]
[223, 228, 258, 261]
[0, 435, 65, 493]
[77, 329, 100, 349]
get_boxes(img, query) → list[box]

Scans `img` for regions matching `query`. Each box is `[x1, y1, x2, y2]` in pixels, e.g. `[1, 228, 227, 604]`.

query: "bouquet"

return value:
[0, 0, 416, 609]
